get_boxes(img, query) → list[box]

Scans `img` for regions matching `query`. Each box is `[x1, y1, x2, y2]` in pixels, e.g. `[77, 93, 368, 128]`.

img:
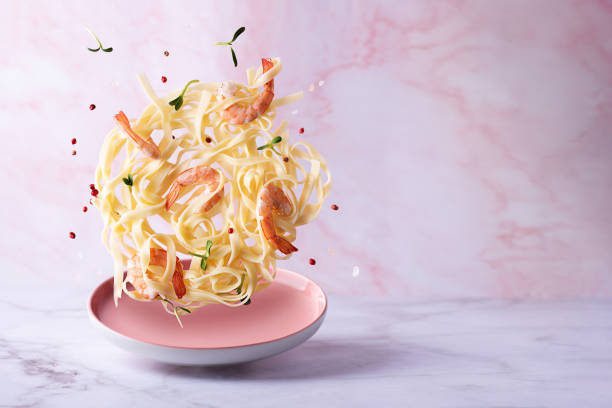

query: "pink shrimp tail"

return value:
[114, 111, 130, 129]
[202, 187, 224, 212]
[114, 110, 161, 159]
[171, 258, 186, 299]
[271, 236, 298, 255]
[262, 58, 274, 92]
[261, 58, 274, 73]
[165, 181, 182, 211]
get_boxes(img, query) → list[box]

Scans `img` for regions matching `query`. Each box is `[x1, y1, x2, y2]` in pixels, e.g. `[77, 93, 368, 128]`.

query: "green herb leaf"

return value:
[85, 27, 112, 53]
[122, 173, 133, 187]
[231, 47, 237, 67]
[168, 80, 199, 111]
[231, 27, 246, 42]
[174, 98, 183, 111]
[161, 298, 190, 327]
[215, 26, 245, 67]
[189, 240, 213, 271]
[257, 136, 282, 151]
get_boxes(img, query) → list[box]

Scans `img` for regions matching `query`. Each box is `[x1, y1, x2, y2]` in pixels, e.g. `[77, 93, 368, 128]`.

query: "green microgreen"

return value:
[122, 173, 133, 188]
[85, 27, 113, 52]
[189, 240, 213, 271]
[237, 275, 251, 305]
[161, 298, 191, 328]
[169, 80, 199, 111]
[257, 136, 282, 155]
[215, 26, 246, 67]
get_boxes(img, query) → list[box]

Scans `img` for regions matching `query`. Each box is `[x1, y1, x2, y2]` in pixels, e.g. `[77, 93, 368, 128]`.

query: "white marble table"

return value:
[1, 285, 610, 407]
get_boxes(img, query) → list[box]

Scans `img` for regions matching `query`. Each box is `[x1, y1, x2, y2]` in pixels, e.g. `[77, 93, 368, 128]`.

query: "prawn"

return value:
[114, 111, 161, 159]
[220, 58, 275, 125]
[126, 248, 186, 300]
[258, 184, 298, 254]
[166, 165, 223, 212]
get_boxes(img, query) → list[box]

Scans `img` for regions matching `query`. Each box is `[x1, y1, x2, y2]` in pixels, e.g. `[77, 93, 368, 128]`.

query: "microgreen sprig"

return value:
[85, 27, 113, 52]
[215, 26, 246, 67]
[169, 80, 199, 111]
[122, 173, 133, 188]
[237, 275, 251, 305]
[161, 298, 191, 328]
[257, 136, 282, 155]
[189, 240, 213, 271]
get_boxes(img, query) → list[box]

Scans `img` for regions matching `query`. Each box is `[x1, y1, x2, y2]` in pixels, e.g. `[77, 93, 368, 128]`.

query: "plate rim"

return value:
[87, 268, 328, 351]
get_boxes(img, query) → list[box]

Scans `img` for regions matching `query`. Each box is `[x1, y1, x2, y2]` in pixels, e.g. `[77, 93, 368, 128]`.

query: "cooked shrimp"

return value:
[114, 111, 161, 159]
[221, 58, 275, 125]
[126, 248, 186, 300]
[166, 165, 223, 212]
[258, 184, 298, 254]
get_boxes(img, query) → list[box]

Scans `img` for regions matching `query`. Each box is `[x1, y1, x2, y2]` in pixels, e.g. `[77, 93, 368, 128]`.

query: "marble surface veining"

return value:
[1, 2, 612, 406]
[1, 285, 611, 407]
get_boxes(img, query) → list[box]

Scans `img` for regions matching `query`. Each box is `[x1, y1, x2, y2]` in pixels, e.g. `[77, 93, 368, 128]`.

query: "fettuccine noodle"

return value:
[94, 58, 331, 317]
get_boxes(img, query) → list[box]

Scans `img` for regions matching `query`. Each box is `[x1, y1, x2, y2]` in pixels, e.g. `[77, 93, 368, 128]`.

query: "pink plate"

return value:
[88, 267, 327, 365]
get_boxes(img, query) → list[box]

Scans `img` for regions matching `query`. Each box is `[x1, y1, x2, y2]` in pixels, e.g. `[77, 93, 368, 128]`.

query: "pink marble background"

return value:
[2, 0, 612, 299]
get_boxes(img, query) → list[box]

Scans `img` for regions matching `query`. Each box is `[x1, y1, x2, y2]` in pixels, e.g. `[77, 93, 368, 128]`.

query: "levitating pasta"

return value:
[93, 58, 331, 319]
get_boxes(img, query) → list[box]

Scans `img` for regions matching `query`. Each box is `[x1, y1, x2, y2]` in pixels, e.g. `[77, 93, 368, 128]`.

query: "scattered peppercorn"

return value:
[89, 198, 94, 205]
[299, 128, 304, 134]
[172, 135, 176, 139]
[91, 189, 99, 197]
[90, 184, 95, 190]
[309, 258, 316, 265]
[71, 138, 77, 145]
[83, 206, 88, 212]
[164, 50, 169, 56]
[228, 227, 234, 234]
[72, 150, 77, 156]
[89, 104, 96, 110]
[331, 204, 339, 210]
[161, 76, 167, 83]
[283, 157, 289, 162]
[205, 137, 212, 143]
[69, 232, 76, 239]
